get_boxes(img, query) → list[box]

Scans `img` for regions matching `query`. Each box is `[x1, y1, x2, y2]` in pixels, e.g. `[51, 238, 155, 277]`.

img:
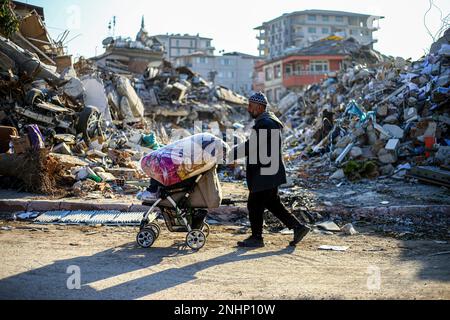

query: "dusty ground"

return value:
[0, 221, 449, 300]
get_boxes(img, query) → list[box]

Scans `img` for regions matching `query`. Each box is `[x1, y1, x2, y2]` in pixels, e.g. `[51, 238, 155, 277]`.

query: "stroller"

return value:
[137, 166, 223, 250]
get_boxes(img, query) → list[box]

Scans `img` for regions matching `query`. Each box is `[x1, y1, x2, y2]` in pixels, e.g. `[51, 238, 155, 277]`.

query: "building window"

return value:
[176, 40, 180, 46]
[322, 27, 329, 34]
[218, 72, 224, 78]
[265, 67, 273, 81]
[308, 15, 316, 21]
[322, 15, 329, 22]
[221, 58, 231, 66]
[274, 65, 281, 79]
[198, 57, 207, 64]
[177, 48, 181, 55]
[309, 60, 329, 73]
[228, 71, 234, 78]
[285, 65, 292, 75]
[335, 16, 344, 23]
[308, 27, 317, 34]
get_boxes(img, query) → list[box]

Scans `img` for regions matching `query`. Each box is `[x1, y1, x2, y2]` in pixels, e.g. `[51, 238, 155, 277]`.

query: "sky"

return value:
[21, 0, 450, 60]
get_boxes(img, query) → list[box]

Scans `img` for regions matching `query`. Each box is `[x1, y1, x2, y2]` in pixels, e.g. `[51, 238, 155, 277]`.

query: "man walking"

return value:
[230, 92, 310, 248]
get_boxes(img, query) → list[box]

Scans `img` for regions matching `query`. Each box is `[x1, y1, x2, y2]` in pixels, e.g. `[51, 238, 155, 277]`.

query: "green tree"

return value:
[0, 0, 19, 38]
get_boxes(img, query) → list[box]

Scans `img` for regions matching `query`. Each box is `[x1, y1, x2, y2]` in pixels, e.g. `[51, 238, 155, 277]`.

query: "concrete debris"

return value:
[278, 31, 449, 184]
[315, 221, 341, 232]
[341, 223, 358, 235]
[0, 4, 252, 198]
[318, 245, 349, 252]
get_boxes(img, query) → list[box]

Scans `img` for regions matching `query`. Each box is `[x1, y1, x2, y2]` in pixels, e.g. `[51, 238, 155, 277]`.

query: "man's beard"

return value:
[249, 112, 258, 119]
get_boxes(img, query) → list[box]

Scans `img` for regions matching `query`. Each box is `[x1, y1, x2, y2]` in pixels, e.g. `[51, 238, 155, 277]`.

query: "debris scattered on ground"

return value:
[277, 30, 449, 188]
[318, 245, 349, 252]
[341, 223, 358, 235]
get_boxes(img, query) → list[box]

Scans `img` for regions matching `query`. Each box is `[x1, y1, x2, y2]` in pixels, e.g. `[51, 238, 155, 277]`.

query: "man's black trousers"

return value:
[247, 188, 303, 237]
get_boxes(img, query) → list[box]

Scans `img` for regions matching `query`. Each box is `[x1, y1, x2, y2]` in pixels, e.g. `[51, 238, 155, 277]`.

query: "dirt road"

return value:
[0, 222, 449, 300]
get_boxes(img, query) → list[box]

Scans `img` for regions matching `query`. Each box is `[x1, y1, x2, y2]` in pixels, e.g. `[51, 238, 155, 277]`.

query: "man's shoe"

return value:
[290, 225, 311, 247]
[237, 236, 265, 248]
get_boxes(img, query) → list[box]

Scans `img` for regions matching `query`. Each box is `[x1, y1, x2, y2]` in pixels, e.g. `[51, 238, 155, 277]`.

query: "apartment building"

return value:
[154, 34, 215, 63]
[175, 52, 262, 96]
[255, 9, 384, 58]
[261, 38, 359, 103]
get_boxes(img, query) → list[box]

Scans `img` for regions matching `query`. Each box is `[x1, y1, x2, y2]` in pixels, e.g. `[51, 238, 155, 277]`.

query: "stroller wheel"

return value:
[202, 223, 210, 238]
[137, 228, 157, 248]
[186, 230, 206, 250]
[149, 223, 161, 238]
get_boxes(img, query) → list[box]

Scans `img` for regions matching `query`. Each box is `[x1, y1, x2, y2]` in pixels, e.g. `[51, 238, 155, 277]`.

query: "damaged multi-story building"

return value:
[154, 33, 215, 64]
[174, 51, 262, 96]
[91, 17, 164, 75]
[255, 9, 384, 59]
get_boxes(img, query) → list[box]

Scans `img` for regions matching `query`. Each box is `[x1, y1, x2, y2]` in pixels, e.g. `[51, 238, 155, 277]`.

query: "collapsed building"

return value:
[0, 0, 448, 202]
[0, 0, 250, 197]
[275, 29, 450, 187]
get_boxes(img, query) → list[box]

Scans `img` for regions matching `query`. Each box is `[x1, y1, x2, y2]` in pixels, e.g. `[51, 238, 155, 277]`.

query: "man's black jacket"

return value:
[231, 111, 287, 193]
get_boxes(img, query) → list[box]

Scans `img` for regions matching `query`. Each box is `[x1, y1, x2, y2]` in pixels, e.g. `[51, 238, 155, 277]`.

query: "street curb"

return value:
[0, 200, 449, 220]
[0, 200, 134, 214]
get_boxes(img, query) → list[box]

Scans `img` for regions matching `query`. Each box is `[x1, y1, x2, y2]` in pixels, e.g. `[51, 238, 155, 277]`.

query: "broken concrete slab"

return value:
[385, 139, 400, 151]
[82, 76, 113, 123]
[315, 221, 341, 232]
[382, 124, 404, 139]
[378, 148, 398, 164]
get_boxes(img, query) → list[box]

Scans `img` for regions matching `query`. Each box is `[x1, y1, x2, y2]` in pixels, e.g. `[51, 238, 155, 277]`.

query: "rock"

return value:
[330, 169, 345, 180]
[377, 104, 388, 117]
[384, 114, 399, 124]
[382, 124, 404, 139]
[435, 146, 450, 165]
[341, 223, 358, 235]
[367, 127, 378, 145]
[378, 148, 398, 164]
[350, 146, 363, 159]
[379, 164, 395, 176]
[361, 147, 375, 159]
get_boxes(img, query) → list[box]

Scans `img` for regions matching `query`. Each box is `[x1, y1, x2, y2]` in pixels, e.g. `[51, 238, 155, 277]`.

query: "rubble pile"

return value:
[0, 4, 251, 197]
[278, 30, 450, 187]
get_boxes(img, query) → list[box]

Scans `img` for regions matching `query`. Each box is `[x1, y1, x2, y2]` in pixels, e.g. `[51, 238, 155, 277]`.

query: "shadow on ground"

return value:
[0, 242, 295, 300]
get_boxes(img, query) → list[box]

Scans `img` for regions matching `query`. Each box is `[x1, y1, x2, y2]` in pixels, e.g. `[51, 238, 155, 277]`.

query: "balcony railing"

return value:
[256, 33, 266, 40]
[285, 71, 330, 77]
